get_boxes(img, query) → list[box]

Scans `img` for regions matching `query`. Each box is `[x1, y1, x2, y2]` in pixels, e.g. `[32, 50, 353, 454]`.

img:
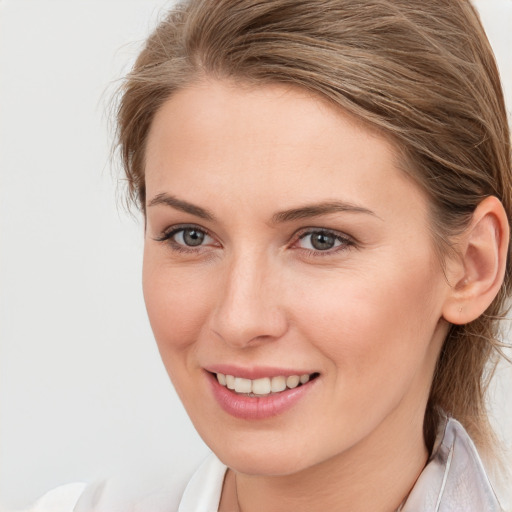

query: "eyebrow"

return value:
[148, 193, 215, 221]
[148, 193, 378, 223]
[271, 201, 379, 223]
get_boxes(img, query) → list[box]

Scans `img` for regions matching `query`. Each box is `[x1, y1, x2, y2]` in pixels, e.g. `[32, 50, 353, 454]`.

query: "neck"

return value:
[220, 405, 428, 512]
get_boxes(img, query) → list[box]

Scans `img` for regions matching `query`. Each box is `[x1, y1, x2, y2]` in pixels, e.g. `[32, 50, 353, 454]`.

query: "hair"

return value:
[116, 0, 511, 458]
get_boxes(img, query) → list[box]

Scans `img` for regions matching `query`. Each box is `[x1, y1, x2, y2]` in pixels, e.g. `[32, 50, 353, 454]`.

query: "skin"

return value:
[141, 79, 499, 512]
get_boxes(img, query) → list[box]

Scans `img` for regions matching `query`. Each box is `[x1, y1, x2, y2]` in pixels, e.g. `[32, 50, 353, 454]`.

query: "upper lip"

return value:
[205, 364, 317, 380]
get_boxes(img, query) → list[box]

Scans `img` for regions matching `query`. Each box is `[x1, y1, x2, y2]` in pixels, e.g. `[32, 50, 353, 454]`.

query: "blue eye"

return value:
[297, 230, 352, 252]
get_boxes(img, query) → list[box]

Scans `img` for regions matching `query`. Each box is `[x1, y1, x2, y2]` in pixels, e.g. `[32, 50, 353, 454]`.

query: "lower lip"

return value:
[207, 372, 318, 420]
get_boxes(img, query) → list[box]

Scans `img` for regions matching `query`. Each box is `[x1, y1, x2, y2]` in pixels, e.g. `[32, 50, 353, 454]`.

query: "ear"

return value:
[442, 196, 509, 325]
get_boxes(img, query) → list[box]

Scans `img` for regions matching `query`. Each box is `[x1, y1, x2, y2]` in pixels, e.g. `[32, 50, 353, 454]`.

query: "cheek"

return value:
[142, 251, 214, 358]
[290, 257, 443, 385]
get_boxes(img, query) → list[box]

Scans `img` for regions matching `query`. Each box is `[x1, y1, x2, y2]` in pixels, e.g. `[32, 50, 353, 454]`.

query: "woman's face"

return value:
[143, 80, 452, 475]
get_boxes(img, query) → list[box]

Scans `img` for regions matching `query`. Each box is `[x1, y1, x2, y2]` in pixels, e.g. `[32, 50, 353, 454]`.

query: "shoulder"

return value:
[178, 453, 227, 511]
[403, 416, 503, 512]
[25, 453, 226, 512]
[27, 478, 185, 512]
[25, 483, 87, 512]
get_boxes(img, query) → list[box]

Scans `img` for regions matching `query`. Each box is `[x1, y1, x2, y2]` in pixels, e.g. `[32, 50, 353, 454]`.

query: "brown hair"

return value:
[116, 0, 511, 457]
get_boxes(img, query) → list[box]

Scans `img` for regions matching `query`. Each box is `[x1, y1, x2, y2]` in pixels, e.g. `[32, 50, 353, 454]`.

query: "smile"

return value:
[216, 372, 316, 396]
[207, 370, 320, 420]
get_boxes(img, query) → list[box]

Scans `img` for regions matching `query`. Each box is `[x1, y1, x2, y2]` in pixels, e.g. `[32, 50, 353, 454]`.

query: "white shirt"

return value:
[28, 417, 502, 512]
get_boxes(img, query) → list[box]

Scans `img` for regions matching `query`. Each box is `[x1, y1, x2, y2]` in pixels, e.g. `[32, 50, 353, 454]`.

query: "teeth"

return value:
[286, 375, 300, 389]
[215, 372, 315, 396]
[252, 377, 271, 395]
[226, 374, 235, 390]
[271, 376, 286, 392]
[300, 374, 310, 384]
[234, 377, 252, 394]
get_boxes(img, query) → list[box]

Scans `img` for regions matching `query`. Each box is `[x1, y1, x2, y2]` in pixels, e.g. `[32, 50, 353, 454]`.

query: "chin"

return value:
[204, 429, 330, 477]
[222, 451, 311, 477]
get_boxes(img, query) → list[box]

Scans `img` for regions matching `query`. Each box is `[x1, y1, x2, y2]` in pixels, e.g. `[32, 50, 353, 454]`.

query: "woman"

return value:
[32, 0, 511, 510]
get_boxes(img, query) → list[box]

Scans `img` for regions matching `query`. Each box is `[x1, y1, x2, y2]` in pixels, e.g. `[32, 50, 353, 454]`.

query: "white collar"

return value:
[178, 417, 502, 512]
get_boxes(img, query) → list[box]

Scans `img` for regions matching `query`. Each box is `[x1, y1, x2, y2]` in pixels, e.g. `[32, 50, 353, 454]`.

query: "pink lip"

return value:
[206, 370, 318, 420]
[206, 364, 314, 380]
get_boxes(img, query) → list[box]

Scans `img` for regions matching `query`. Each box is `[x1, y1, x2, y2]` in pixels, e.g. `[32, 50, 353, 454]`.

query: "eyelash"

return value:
[294, 229, 355, 257]
[154, 224, 356, 257]
[154, 224, 218, 254]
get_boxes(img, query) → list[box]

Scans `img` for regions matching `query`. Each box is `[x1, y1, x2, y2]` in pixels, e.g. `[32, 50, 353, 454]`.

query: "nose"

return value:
[209, 252, 288, 348]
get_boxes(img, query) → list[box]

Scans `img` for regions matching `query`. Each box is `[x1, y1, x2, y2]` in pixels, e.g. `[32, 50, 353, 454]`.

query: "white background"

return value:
[1, 1, 511, 510]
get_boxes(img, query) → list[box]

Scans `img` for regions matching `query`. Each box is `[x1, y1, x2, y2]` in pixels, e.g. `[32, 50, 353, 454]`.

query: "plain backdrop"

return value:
[1, 0, 511, 510]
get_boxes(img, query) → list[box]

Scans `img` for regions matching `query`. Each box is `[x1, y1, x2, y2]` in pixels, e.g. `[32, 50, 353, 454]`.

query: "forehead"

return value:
[144, 79, 428, 222]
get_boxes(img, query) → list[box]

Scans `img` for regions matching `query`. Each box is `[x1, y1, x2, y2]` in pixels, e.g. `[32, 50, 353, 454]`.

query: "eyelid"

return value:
[153, 223, 219, 247]
[155, 223, 199, 239]
[291, 227, 356, 254]
[294, 226, 355, 243]
[153, 224, 355, 255]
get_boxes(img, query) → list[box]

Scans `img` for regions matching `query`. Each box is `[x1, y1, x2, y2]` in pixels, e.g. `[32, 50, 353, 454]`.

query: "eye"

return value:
[174, 227, 209, 247]
[155, 225, 217, 251]
[295, 229, 353, 253]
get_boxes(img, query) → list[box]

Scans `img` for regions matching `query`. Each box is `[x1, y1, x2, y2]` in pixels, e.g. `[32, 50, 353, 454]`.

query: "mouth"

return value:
[213, 371, 320, 397]
[205, 366, 321, 419]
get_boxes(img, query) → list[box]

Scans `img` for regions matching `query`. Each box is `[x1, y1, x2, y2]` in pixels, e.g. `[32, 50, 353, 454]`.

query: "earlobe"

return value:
[442, 196, 509, 325]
